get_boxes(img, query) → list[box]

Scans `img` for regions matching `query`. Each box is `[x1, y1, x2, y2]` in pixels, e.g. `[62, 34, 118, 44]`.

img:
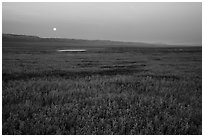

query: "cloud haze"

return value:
[2, 2, 202, 45]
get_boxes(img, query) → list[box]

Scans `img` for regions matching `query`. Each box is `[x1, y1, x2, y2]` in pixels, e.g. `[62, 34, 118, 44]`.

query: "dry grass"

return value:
[2, 41, 202, 134]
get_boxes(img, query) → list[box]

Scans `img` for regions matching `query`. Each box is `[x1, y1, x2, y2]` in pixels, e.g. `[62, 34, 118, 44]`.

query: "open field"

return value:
[2, 40, 202, 134]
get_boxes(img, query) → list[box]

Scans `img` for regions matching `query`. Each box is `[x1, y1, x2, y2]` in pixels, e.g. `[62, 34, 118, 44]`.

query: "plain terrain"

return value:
[2, 36, 202, 134]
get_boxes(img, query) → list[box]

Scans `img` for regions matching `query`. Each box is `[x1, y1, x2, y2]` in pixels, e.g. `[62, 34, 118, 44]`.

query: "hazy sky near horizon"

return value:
[2, 2, 202, 45]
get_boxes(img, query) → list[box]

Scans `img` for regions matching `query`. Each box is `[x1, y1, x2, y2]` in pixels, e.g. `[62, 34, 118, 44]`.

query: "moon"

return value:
[53, 28, 57, 31]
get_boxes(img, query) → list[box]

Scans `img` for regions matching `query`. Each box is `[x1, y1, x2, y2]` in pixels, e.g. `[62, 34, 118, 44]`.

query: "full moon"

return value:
[53, 28, 57, 31]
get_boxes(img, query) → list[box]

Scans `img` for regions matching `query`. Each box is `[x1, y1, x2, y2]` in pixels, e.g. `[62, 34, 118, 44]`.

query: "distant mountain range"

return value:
[3, 33, 196, 47]
[3, 33, 41, 41]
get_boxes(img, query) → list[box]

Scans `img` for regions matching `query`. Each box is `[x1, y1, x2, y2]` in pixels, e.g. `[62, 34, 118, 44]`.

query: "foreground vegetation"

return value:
[2, 40, 202, 134]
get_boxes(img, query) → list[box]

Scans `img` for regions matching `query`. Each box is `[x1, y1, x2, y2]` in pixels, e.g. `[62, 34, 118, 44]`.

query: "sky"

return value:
[2, 2, 202, 45]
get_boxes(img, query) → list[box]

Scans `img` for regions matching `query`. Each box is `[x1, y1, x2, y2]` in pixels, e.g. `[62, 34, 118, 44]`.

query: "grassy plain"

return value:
[2, 40, 202, 134]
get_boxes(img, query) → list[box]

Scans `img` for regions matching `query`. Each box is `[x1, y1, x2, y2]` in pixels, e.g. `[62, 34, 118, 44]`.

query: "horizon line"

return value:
[2, 33, 202, 47]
